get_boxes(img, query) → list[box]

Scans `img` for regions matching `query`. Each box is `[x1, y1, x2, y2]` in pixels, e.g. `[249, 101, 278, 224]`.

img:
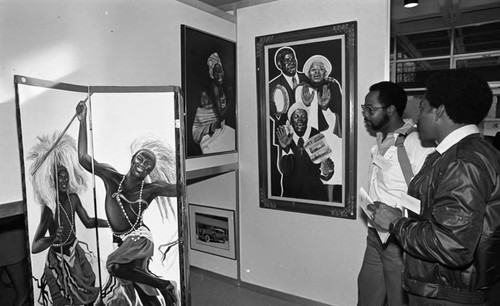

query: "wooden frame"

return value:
[189, 204, 236, 259]
[181, 25, 237, 159]
[255, 22, 357, 218]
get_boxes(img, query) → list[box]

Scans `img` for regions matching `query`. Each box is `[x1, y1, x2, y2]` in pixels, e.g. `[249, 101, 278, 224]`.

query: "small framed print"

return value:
[188, 204, 236, 259]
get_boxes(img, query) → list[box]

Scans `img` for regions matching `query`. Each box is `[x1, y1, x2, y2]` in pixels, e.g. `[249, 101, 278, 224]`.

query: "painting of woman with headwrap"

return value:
[181, 25, 237, 158]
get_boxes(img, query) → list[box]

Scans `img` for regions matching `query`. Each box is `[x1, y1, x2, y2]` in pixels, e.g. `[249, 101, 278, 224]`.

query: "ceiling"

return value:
[390, 0, 500, 85]
[186, 0, 500, 82]
[190, 0, 500, 55]
[192, 0, 500, 25]
[191, 0, 276, 12]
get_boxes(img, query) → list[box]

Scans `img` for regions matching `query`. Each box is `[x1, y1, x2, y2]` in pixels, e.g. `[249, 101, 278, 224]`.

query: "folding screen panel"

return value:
[15, 76, 185, 306]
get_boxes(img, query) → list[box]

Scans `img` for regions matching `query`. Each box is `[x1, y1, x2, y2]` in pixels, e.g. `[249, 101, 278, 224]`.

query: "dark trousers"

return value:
[358, 228, 407, 306]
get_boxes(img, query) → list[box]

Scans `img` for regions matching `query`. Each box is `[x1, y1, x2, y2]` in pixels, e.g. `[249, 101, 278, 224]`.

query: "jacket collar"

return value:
[436, 124, 479, 154]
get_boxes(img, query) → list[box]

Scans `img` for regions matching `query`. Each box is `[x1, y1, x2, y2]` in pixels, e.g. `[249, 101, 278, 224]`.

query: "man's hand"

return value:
[210, 120, 222, 133]
[52, 226, 64, 244]
[76, 101, 87, 121]
[301, 84, 314, 106]
[318, 85, 331, 110]
[276, 125, 293, 149]
[368, 201, 402, 232]
[320, 158, 334, 175]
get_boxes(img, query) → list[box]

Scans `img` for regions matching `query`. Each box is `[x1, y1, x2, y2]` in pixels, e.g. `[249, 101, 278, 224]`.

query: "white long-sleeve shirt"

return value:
[368, 119, 435, 211]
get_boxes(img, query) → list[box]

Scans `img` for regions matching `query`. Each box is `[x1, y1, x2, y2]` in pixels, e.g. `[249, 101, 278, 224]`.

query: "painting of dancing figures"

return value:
[15, 76, 183, 305]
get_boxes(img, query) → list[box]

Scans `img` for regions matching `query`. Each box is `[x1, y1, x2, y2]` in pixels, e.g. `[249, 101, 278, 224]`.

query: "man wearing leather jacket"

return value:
[370, 69, 500, 305]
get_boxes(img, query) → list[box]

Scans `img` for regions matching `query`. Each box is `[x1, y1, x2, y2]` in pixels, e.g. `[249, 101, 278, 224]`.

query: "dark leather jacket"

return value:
[392, 134, 500, 304]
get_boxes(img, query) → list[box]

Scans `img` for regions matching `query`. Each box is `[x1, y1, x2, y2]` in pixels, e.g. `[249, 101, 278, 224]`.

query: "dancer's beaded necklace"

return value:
[52, 192, 75, 247]
[111, 175, 145, 237]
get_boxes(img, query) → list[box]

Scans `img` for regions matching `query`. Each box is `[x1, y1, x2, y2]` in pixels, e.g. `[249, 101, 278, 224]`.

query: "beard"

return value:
[367, 112, 390, 131]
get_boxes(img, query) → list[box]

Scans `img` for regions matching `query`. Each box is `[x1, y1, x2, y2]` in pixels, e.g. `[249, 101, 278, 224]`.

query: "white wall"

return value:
[0, 0, 390, 305]
[0, 0, 236, 204]
[187, 171, 238, 278]
[237, 0, 389, 305]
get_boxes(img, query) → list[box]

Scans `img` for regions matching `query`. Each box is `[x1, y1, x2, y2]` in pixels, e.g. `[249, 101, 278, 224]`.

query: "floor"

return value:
[189, 267, 307, 306]
[1, 264, 310, 306]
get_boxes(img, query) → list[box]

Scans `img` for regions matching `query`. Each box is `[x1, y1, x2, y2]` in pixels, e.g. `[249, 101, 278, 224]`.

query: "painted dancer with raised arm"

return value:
[76, 101, 178, 306]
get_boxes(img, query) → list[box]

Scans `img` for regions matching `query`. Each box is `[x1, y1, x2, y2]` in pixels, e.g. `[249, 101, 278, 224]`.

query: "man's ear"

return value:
[387, 105, 396, 116]
[435, 104, 446, 121]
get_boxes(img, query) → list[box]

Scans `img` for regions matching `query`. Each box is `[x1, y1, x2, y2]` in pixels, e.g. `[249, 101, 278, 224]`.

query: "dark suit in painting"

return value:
[268, 72, 308, 197]
[269, 72, 308, 123]
[278, 127, 332, 201]
[267, 46, 308, 197]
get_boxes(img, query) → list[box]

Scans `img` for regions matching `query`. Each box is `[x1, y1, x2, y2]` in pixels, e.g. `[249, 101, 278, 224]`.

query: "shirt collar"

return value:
[394, 118, 416, 135]
[376, 118, 416, 143]
[436, 124, 479, 154]
[284, 74, 297, 87]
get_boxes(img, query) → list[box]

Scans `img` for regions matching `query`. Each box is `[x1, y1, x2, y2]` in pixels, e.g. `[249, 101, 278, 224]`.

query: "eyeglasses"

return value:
[361, 104, 386, 115]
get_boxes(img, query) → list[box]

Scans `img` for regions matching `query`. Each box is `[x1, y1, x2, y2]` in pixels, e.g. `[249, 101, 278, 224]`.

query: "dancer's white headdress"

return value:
[131, 135, 176, 222]
[27, 132, 88, 215]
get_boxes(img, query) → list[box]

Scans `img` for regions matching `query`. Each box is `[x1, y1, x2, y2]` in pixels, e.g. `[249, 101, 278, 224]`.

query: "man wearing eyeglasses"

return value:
[357, 81, 435, 306]
[370, 71, 500, 305]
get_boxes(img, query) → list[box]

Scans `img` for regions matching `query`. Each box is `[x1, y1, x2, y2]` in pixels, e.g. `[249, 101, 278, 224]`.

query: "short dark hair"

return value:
[276, 47, 295, 66]
[369, 81, 407, 116]
[425, 69, 492, 125]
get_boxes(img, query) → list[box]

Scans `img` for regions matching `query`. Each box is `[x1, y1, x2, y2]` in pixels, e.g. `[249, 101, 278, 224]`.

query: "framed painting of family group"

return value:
[255, 21, 358, 218]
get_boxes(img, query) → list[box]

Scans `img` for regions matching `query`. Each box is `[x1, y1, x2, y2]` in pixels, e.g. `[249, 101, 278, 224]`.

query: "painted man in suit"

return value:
[276, 102, 335, 201]
[268, 46, 308, 196]
[269, 46, 308, 122]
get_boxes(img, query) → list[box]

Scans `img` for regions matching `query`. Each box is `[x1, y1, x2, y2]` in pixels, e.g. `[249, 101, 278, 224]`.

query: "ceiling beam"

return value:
[217, 0, 277, 12]
[177, 0, 236, 23]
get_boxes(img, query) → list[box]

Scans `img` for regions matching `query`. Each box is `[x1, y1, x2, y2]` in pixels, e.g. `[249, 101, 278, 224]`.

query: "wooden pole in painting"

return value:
[54, 161, 67, 297]
[86, 90, 104, 299]
[31, 94, 92, 176]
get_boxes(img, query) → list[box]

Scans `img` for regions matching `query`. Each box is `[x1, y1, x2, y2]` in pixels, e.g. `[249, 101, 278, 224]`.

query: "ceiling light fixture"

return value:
[404, 0, 418, 8]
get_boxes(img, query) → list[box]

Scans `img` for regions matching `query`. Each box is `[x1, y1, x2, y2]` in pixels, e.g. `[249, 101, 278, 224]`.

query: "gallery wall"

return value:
[186, 171, 238, 277]
[236, 0, 390, 305]
[0, 0, 390, 305]
[0, 0, 236, 204]
[0, 0, 237, 300]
